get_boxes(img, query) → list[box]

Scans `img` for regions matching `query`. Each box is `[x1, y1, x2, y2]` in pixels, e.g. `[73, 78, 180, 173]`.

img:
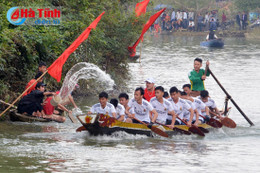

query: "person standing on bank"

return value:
[188, 58, 210, 97]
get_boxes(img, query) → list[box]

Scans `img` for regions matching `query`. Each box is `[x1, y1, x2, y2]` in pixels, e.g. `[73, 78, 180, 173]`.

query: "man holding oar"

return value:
[167, 87, 194, 126]
[126, 87, 158, 124]
[88, 92, 117, 118]
[188, 58, 210, 97]
[150, 86, 176, 129]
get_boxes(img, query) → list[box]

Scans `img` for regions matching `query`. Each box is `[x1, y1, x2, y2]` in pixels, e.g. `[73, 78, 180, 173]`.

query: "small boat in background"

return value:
[200, 39, 224, 48]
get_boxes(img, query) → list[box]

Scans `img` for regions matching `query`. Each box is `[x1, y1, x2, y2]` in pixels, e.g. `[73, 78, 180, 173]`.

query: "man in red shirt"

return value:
[144, 78, 155, 101]
[23, 72, 44, 97]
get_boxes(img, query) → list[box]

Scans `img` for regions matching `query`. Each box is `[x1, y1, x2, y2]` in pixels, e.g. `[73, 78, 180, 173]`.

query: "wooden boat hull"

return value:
[200, 39, 224, 48]
[9, 109, 51, 123]
[77, 114, 211, 137]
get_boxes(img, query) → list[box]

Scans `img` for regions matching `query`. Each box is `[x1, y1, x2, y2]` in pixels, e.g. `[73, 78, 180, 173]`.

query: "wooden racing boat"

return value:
[76, 114, 212, 137]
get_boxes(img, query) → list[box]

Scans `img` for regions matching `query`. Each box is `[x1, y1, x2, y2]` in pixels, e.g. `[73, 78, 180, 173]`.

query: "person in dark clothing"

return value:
[18, 82, 55, 117]
[242, 11, 247, 30]
[236, 13, 241, 30]
[209, 18, 217, 31]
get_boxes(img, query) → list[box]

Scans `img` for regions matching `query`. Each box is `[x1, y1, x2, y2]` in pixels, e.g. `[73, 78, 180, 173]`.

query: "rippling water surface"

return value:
[1, 35, 260, 173]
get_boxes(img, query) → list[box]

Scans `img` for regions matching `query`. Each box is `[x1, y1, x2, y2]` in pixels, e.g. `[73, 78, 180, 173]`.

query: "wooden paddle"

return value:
[199, 114, 223, 128]
[132, 117, 168, 138]
[155, 121, 191, 135]
[76, 126, 86, 132]
[210, 111, 236, 128]
[66, 111, 78, 123]
[208, 68, 254, 126]
[176, 116, 205, 137]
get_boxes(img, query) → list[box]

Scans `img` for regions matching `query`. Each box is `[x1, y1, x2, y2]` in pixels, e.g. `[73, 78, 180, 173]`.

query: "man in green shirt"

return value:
[188, 58, 210, 96]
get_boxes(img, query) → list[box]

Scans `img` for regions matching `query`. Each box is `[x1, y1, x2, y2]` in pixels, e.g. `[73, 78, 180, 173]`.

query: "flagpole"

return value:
[139, 41, 143, 63]
[0, 70, 48, 117]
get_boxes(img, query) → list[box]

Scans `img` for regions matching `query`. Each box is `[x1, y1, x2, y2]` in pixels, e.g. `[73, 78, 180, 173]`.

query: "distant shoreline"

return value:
[151, 30, 247, 37]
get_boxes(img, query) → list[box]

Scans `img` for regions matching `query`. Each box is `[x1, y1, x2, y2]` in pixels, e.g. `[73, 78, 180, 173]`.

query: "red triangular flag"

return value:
[129, 8, 165, 55]
[135, 0, 150, 17]
[48, 11, 105, 82]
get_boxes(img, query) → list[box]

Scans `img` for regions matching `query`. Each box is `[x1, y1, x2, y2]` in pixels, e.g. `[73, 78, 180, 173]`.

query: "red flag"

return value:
[48, 11, 105, 82]
[135, 0, 150, 17]
[128, 8, 165, 55]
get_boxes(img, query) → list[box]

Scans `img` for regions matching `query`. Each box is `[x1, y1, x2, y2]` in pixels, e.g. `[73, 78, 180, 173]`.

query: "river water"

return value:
[1, 35, 260, 173]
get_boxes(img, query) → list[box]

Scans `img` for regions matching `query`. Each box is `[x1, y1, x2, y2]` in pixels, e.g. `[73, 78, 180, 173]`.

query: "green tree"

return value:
[0, 0, 146, 101]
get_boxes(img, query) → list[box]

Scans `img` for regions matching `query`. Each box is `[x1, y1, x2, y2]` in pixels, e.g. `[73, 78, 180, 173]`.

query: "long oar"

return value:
[208, 68, 254, 126]
[132, 117, 168, 138]
[176, 116, 205, 137]
[210, 111, 236, 128]
[155, 121, 191, 135]
[199, 114, 223, 128]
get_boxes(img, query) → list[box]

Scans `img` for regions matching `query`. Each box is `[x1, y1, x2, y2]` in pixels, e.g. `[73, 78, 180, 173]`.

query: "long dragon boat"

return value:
[76, 114, 212, 137]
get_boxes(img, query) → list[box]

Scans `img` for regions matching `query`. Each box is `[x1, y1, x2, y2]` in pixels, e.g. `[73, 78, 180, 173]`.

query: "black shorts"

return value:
[132, 119, 149, 124]
[18, 102, 42, 115]
[166, 119, 185, 125]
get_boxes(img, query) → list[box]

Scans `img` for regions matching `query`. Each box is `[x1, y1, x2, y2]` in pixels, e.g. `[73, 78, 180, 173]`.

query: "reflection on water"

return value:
[1, 35, 260, 172]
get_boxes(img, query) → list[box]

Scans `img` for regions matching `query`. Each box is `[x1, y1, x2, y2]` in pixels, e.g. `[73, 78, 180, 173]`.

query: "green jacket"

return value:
[188, 69, 210, 91]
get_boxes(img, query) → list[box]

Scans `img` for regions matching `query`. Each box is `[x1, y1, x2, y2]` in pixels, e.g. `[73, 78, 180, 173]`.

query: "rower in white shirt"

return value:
[167, 87, 194, 127]
[150, 86, 176, 129]
[198, 90, 224, 120]
[126, 87, 158, 124]
[180, 91, 199, 126]
[88, 91, 116, 118]
[110, 98, 125, 122]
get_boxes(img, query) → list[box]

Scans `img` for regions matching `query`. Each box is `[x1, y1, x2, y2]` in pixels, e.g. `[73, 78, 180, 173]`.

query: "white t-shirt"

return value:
[198, 96, 217, 116]
[167, 98, 191, 124]
[183, 99, 196, 120]
[90, 102, 116, 117]
[115, 103, 125, 119]
[128, 98, 154, 122]
[192, 98, 206, 121]
[150, 97, 174, 124]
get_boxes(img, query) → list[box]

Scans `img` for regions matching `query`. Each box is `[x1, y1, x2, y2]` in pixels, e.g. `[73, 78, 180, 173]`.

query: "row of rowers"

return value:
[88, 79, 224, 129]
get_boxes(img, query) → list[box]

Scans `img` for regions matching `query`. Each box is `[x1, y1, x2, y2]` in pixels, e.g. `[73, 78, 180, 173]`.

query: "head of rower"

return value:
[194, 58, 203, 73]
[134, 87, 144, 104]
[200, 90, 209, 103]
[169, 86, 179, 103]
[99, 91, 109, 109]
[36, 82, 46, 92]
[182, 84, 192, 96]
[155, 86, 164, 102]
[145, 78, 155, 92]
[118, 92, 129, 108]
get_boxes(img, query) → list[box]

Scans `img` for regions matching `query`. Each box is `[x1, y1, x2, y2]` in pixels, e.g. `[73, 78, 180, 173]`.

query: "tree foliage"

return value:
[0, 0, 147, 99]
[234, 0, 260, 12]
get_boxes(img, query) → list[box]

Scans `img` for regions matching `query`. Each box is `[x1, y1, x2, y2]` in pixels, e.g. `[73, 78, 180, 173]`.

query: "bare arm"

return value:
[57, 103, 70, 113]
[167, 110, 176, 129]
[68, 95, 77, 108]
[187, 108, 194, 126]
[150, 109, 158, 123]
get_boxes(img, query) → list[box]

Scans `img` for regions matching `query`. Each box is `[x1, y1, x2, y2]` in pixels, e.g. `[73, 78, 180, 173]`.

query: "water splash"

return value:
[58, 62, 115, 101]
